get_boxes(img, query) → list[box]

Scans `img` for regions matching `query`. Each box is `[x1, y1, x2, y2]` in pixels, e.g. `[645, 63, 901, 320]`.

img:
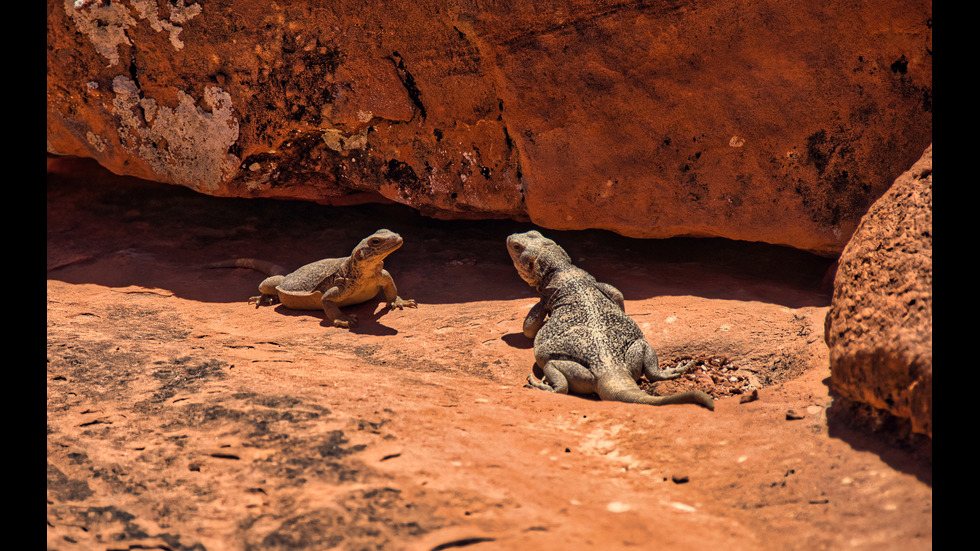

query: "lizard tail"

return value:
[202, 258, 288, 276]
[597, 372, 715, 410]
[641, 390, 715, 410]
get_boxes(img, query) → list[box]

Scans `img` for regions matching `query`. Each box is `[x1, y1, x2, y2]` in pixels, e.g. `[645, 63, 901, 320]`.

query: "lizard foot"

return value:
[525, 374, 557, 392]
[332, 314, 358, 329]
[389, 297, 418, 310]
[248, 294, 279, 307]
[655, 358, 698, 379]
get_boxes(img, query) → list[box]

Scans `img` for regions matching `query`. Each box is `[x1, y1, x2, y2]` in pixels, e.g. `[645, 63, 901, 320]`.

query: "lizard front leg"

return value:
[595, 282, 626, 312]
[321, 288, 358, 328]
[380, 270, 417, 310]
[522, 299, 548, 338]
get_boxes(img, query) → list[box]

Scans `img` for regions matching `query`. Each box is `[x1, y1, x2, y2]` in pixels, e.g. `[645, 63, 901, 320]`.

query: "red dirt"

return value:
[47, 158, 931, 550]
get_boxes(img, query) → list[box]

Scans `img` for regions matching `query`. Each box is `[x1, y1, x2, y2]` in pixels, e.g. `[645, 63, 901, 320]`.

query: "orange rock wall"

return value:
[47, 0, 932, 255]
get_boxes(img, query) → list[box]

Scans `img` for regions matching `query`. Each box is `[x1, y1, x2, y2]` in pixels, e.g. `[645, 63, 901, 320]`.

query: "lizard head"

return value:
[506, 230, 572, 288]
[351, 229, 404, 262]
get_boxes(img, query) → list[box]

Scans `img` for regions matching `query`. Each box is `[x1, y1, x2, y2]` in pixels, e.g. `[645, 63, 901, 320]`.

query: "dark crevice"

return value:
[388, 51, 426, 120]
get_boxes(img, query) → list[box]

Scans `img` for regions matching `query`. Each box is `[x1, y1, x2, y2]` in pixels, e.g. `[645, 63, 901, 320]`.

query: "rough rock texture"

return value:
[47, 0, 932, 255]
[47, 159, 931, 550]
[825, 145, 932, 440]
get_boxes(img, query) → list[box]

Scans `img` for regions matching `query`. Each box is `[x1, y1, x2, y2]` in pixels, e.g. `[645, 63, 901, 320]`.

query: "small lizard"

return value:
[205, 229, 417, 328]
[506, 230, 714, 410]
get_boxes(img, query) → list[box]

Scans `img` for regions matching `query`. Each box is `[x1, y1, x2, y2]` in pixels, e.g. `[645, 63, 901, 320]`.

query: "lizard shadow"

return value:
[344, 309, 400, 336]
[269, 302, 400, 336]
[501, 332, 533, 350]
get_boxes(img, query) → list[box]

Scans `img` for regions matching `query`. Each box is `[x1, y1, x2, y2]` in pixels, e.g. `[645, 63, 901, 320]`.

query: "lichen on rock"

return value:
[65, 0, 202, 65]
[111, 75, 240, 193]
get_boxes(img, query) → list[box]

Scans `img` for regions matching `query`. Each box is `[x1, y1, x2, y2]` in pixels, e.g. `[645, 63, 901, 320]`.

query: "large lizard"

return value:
[506, 230, 714, 410]
[205, 229, 417, 328]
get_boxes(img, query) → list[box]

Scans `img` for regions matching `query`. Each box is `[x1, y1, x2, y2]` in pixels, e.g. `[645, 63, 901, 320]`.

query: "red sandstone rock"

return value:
[47, 0, 932, 255]
[46, 161, 932, 549]
[825, 145, 932, 439]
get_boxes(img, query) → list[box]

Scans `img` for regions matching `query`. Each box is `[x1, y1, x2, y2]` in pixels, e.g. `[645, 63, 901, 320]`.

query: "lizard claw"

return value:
[652, 358, 699, 380]
[389, 297, 417, 310]
[333, 314, 358, 328]
[675, 358, 698, 372]
[248, 294, 278, 307]
[525, 374, 556, 392]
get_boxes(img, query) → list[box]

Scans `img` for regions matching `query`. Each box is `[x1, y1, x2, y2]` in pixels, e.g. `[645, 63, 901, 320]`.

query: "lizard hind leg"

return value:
[628, 339, 696, 382]
[258, 275, 284, 295]
[248, 275, 284, 306]
[624, 340, 714, 410]
[526, 359, 595, 395]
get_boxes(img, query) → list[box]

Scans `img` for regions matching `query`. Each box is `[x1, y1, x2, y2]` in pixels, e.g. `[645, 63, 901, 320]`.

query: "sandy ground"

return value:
[46, 158, 931, 550]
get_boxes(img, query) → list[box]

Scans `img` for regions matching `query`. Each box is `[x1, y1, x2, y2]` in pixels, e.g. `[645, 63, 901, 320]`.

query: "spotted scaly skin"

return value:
[204, 229, 417, 328]
[506, 230, 714, 410]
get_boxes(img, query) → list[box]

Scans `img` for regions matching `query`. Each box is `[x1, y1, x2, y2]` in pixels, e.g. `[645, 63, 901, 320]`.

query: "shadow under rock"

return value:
[47, 157, 837, 309]
[823, 378, 932, 486]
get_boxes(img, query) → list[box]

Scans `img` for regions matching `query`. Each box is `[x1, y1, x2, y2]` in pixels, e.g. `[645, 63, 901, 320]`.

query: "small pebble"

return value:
[607, 501, 632, 513]
[739, 389, 759, 403]
[785, 410, 805, 420]
[666, 501, 697, 513]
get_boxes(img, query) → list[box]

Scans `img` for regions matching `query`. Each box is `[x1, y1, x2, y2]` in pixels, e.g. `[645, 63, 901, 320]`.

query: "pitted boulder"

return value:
[825, 145, 932, 439]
